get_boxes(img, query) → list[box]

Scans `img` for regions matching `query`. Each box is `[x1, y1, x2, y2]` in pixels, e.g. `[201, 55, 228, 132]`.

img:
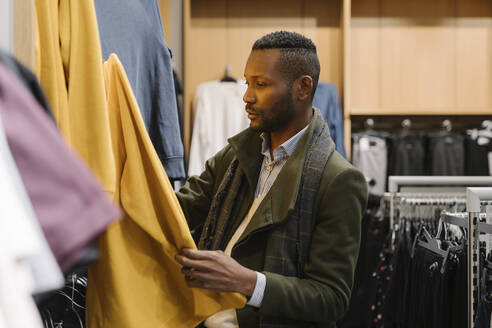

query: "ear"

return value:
[295, 75, 313, 102]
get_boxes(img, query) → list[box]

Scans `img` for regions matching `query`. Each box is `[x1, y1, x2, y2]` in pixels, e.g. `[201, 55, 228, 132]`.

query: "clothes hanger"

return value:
[481, 120, 492, 131]
[42, 309, 52, 328]
[220, 64, 236, 82]
[400, 118, 412, 136]
[413, 225, 452, 273]
[43, 308, 56, 328]
[364, 118, 376, 133]
[441, 119, 452, 133]
[477, 120, 492, 138]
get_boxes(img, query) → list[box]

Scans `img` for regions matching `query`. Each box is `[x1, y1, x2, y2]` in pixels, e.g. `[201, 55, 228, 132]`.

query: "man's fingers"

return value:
[183, 268, 214, 281]
[181, 248, 223, 261]
[181, 248, 205, 259]
[175, 254, 212, 272]
[184, 274, 227, 292]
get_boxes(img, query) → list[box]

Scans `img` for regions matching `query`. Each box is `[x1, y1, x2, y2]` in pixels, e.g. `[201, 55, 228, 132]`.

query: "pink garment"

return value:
[0, 63, 121, 271]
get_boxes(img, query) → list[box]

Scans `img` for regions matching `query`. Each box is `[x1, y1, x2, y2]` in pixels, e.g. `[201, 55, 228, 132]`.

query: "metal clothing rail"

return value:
[441, 212, 492, 234]
[388, 176, 492, 193]
[386, 176, 492, 229]
[466, 188, 492, 328]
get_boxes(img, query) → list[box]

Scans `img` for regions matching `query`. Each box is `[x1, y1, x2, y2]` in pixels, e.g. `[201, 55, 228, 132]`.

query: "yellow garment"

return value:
[86, 54, 246, 328]
[34, 0, 115, 195]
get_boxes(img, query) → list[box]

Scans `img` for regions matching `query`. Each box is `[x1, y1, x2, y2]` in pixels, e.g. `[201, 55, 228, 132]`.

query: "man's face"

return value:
[243, 49, 295, 133]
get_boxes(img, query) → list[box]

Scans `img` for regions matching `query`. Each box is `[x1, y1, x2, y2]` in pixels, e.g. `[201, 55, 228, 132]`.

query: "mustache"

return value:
[245, 105, 259, 114]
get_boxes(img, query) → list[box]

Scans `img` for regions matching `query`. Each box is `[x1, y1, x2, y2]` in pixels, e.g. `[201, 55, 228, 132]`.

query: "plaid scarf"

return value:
[197, 158, 247, 250]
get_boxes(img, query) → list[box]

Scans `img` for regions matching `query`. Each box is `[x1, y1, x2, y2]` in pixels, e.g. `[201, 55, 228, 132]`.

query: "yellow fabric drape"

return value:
[86, 54, 245, 328]
[34, 0, 115, 195]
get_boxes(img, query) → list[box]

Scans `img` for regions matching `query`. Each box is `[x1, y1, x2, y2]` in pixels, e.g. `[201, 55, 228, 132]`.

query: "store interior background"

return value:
[4, 0, 492, 161]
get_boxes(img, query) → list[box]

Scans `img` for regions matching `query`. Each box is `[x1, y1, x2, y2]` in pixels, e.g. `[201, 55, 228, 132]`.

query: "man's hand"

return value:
[175, 248, 257, 297]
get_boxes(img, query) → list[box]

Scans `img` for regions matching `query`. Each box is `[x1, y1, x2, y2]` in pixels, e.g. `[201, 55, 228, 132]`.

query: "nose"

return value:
[243, 85, 256, 104]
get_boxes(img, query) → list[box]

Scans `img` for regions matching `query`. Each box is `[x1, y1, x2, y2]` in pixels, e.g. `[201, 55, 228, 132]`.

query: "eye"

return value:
[256, 81, 266, 87]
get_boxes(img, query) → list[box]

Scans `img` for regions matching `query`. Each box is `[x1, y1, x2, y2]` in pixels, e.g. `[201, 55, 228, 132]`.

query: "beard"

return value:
[246, 92, 295, 133]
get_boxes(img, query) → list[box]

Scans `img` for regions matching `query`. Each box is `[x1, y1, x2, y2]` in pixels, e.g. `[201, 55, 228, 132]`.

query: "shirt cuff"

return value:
[246, 272, 266, 308]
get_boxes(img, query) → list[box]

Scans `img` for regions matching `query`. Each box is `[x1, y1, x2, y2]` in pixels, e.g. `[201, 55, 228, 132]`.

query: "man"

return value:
[176, 31, 368, 327]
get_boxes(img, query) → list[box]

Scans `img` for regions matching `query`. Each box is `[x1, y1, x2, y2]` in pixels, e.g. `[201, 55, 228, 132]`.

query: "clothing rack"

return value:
[386, 177, 492, 328]
[388, 176, 492, 193]
[387, 176, 492, 229]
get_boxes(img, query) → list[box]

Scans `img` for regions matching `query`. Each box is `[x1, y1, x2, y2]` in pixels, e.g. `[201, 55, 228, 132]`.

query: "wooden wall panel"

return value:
[304, 0, 342, 90]
[351, 0, 380, 111]
[158, 0, 172, 46]
[184, 0, 227, 154]
[456, 0, 492, 111]
[187, 0, 343, 92]
[352, 0, 457, 114]
[351, 0, 492, 115]
[187, 0, 228, 89]
[379, 8, 456, 111]
[226, 0, 304, 82]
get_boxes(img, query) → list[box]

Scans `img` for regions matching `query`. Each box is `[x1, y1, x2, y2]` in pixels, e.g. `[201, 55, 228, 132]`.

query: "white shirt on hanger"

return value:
[188, 80, 249, 177]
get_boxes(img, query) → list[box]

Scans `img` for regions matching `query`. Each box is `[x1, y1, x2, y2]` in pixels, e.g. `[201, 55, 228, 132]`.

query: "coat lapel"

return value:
[228, 128, 263, 193]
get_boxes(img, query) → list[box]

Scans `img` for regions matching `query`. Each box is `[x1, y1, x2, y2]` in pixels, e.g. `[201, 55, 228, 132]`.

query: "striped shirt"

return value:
[255, 124, 310, 199]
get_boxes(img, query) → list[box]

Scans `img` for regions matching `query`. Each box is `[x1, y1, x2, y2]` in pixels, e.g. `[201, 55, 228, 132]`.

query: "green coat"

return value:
[177, 109, 368, 327]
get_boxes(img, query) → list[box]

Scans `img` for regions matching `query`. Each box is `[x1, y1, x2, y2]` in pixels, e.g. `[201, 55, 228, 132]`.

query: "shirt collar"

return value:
[260, 124, 309, 161]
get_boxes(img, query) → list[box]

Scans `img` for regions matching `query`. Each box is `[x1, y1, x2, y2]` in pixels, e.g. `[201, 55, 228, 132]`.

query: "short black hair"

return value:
[252, 31, 320, 98]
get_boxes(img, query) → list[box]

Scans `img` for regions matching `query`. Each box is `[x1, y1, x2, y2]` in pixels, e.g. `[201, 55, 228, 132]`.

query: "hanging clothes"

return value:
[313, 82, 346, 158]
[338, 195, 389, 328]
[427, 131, 465, 176]
[474, 296, 492, 328]
[387, 133, 426, 176]
[352, 134, 388, 195]
[93, 0, 185, 180]
[382, 209, 467, 328]
[188, 80, 249, 177]
[0, 63, 121, 272]
[0, 60, 63, 295]
[34, 0, 116, 195]
[465, 130, 492, 176]
[0, 114, 51, 328]
[86, 55, 245, 328]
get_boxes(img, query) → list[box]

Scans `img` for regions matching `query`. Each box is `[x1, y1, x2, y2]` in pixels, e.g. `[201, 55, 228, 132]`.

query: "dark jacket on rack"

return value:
[177, 109, 368, 327]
